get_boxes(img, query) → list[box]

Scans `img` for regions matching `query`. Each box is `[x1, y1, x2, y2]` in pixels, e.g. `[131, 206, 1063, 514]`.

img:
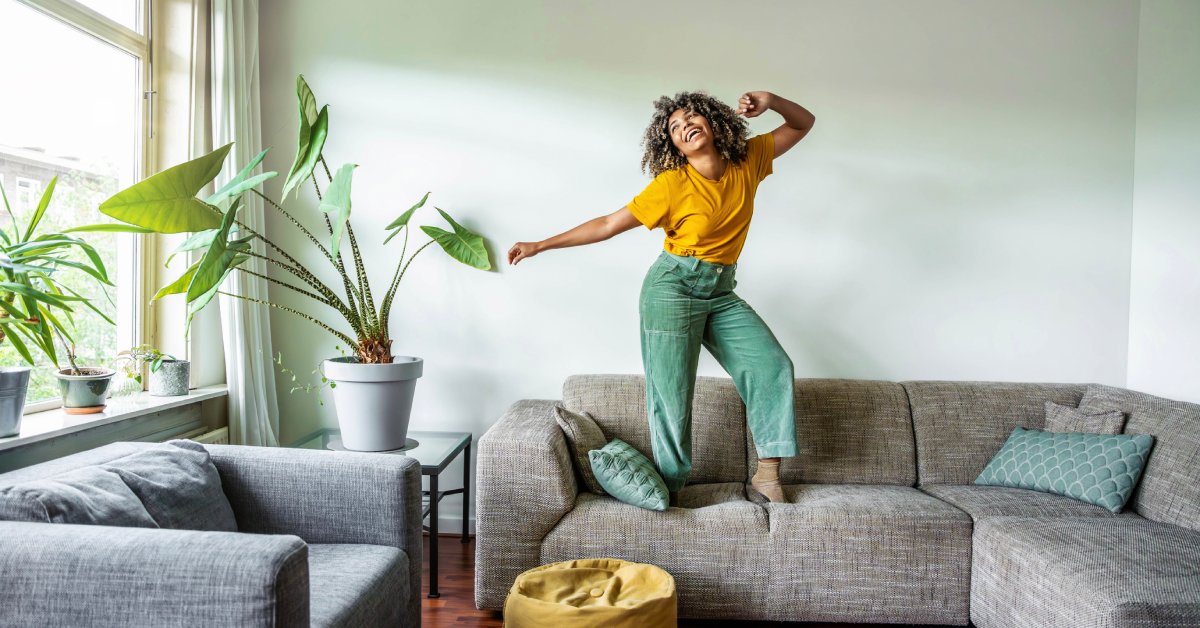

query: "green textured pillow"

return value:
[588, 439, 669, 511]
[975, 427, 1155, 513]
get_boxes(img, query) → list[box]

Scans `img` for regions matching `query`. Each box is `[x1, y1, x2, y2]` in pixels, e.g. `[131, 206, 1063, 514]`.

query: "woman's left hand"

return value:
[736, 91, 774, 118]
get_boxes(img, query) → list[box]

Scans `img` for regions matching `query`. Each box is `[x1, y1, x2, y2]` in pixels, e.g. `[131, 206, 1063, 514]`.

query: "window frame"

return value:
[13, 0, 152, 413]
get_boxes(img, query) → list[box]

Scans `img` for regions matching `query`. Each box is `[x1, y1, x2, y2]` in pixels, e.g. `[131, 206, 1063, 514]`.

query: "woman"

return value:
[508, 90, 814, 505]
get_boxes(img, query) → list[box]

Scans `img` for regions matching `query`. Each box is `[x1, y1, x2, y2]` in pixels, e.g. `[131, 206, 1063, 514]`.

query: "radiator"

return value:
[170, 427, 230, 445]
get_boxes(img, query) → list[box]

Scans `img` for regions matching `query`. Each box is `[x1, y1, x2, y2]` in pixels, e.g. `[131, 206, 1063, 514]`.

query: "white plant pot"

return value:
[323, 356, 424, 452]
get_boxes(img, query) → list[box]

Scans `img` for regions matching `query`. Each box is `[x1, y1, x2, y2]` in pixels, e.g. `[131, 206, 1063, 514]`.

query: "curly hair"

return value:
[639, 91, 750, 178]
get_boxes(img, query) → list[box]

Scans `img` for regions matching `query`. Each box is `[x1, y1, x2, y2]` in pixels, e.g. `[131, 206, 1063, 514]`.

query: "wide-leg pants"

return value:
[639, 249, 798, 491]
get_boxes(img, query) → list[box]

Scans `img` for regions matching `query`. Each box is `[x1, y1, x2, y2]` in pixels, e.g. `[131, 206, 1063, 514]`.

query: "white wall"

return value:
[1127, 0, 1200, 404]
[258, 0, 1143, 525]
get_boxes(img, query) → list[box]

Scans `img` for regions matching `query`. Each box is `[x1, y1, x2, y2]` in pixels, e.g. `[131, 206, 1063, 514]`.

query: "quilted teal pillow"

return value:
[588, 439, 669, 511]
[975, 427, 1155, 513]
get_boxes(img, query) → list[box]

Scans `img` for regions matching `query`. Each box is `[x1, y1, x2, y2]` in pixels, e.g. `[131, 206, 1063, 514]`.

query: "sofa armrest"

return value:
[475, 399, 578, 609]
[206, 444, 422, 625]
[0, 521, 308, 627]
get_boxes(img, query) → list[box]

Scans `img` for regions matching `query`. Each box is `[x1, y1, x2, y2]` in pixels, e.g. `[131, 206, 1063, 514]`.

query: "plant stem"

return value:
[51, 326, 80, 375]
[381, 238, 436, 334]
[241, 251, 364, 337]
[251, 189, 335, 262]
[233, 266, 331, 305]
[217, 291, 357, 347]
[379, 225, 409, 333]
[311, 174, 368, 333]
[346, 223, 378, 333]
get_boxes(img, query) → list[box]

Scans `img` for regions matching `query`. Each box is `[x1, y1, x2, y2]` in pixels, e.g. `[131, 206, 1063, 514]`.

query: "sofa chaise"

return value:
[476, 374, 1200, 626]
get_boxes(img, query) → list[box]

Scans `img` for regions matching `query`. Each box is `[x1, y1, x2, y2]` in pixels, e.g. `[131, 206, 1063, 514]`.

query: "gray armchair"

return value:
[0, 442, 423, 627]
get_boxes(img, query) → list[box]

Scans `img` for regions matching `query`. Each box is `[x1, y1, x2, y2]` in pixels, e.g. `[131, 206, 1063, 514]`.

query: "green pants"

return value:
[639, 249, 798, 491]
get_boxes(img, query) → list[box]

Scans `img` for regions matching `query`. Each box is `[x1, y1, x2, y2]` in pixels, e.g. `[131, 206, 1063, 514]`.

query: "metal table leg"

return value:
[462, 439, 471, 543]
[429, 473, 440, 598]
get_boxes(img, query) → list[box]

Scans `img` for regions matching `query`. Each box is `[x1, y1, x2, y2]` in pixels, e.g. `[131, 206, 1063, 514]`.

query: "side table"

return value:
[316, 429, 472, 599]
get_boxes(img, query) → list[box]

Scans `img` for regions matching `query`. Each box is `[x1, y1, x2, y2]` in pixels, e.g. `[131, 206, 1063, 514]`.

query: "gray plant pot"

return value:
[55, 368, 116, 415]
[0, 367, 32, 438]
[323, 356, 423, 452]
[150, 360, 190, 396]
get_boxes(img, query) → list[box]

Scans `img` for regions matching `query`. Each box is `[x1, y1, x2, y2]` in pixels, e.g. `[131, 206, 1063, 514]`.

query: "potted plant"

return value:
[88, 75, 492, 451]
[0, 177, 118, 425]
[115, 344, 190, 397]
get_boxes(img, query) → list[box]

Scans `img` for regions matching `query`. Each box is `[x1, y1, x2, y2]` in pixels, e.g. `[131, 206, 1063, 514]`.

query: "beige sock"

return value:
[751, 459, 785, 503]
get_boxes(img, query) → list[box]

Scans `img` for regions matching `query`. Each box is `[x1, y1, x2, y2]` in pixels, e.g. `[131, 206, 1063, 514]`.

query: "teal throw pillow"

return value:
[975, 427, 1155, 513]
[588, 438, 669, 511]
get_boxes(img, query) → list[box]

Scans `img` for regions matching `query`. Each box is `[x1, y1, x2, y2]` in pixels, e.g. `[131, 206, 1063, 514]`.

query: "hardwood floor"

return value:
[420, 534, 913, 628]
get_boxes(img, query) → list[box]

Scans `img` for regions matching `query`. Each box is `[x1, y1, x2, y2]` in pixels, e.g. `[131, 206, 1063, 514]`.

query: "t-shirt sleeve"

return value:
[626, 173, 671, 230]
[750, 132, 775, 182]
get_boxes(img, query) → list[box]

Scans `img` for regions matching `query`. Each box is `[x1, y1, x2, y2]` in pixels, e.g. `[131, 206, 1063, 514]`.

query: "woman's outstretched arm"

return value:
[737, 91, 815, 159]
[508, 206, 642, 265]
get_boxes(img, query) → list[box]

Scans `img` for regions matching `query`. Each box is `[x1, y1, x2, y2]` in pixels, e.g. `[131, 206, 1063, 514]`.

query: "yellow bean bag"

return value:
[504, 558, 676, 628]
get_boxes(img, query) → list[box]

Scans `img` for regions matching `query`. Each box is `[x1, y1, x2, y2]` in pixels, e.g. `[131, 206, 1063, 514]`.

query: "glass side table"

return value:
[297, 429, 471, 599]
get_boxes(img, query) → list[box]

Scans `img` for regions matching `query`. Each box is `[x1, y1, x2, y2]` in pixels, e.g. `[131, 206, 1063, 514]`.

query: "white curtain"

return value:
[209, 0, 280, 446]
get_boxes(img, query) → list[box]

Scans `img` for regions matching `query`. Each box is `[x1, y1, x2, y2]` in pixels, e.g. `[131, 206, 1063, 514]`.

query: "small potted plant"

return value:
[52, 330, 116, 415]
[115, 344, 190, 397]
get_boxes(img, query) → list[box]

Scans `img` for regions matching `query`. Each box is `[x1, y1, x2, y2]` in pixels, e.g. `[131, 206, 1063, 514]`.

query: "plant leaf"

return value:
[185, 199, 248, 303]
[100, 143, 232, 233]
[154, 260, 201, 301]
[297, 74, 319, 126]
[206, 148, 276, 205]
[23, 176, 58, 242]
[419, 207, 492, 270]
[64, 224, 156, 234]
[282, 105, 329, 200]
[0, 282, 77, 310]
[186, 253, 248, 333]
[320, 164, 356, 258]
[383, 191, 430, 245]
[164, 227, 239, 268]
[1, 322, 35, 365]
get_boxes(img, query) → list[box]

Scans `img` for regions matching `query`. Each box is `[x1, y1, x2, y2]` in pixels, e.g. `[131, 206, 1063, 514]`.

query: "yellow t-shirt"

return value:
[627, 132, 774, 265]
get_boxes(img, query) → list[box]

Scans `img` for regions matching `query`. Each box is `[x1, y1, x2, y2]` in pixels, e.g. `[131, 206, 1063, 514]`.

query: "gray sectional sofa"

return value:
[0, 443, 423, 627]
[476, 374, 1200, 626]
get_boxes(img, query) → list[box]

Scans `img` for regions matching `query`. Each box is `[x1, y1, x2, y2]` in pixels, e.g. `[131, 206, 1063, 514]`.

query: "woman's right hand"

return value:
[508, 241, 542, 265]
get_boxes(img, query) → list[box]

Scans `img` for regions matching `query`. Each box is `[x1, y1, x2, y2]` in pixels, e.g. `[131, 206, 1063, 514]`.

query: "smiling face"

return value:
[667, 108, 715, 158]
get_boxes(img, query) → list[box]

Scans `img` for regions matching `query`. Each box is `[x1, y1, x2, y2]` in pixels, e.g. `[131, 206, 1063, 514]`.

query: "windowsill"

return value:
[0, 386, 228, 453]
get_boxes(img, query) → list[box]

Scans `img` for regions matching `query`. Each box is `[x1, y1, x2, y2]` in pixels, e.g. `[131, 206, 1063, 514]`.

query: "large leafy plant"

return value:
[86, 75, 491, 364]
[0, 177, 116, 373]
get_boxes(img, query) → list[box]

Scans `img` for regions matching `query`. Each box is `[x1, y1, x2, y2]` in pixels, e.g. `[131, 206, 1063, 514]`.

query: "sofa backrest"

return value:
[904, 380, 1086, 485]
[1079, 384, 1200, 533]
[0, 442, 148, 483]
[746, 379, 917, 485]
[562, 374, 746, 484]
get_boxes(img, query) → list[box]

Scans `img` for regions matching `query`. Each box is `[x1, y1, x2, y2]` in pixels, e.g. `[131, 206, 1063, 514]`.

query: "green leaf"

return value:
[282, 105, 329, 200]
[23, 176, 58, 242]
[383, 191, 430, 245]
[206, 148, 277, 205]
[154, 260, 200, 301]
[1, 322, 35, 365]
[185, 199, 248, 303]
[100, 143, 231, 233]
[320, 164, 357, 258]
[64, 224, 156, 234]
[164, 227, 239, 268]
[186, 253, 248, 334]
[297, 74, 319, 126]
[0, 282, 77, 310]
[419, 207, 492, 270]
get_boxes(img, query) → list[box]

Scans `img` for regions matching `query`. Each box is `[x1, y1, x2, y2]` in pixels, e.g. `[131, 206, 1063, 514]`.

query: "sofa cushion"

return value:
[563, 374, 746, 484]
[588, 438, 668, 511]
[540, 482, 771, 620]
[974, 428, 1154, 513]
[1044, 400, 1126, 434]
[921, 484, 1134, 520]
[553, 403, 607, 495]
[763, 484, 971, 625]
[1079, 384, 1200, 533]
[746, 379, 916, 486]
[0, 465, 158, 527]
[972, 517, 1200, 628]
[903, 380, 1086, 485]
[102, 440, 238, 531]
[308, 544, 409, 628]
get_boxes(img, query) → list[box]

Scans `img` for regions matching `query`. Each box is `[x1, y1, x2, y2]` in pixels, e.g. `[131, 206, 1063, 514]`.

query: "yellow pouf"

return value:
[504, 558, 677, 628]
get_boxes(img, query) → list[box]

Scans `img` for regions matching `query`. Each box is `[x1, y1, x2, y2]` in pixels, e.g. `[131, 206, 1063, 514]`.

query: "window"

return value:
[0, 0, 148, 410]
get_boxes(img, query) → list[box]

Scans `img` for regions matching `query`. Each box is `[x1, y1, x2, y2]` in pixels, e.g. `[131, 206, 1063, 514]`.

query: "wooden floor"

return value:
[420, 534, 913, 628]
